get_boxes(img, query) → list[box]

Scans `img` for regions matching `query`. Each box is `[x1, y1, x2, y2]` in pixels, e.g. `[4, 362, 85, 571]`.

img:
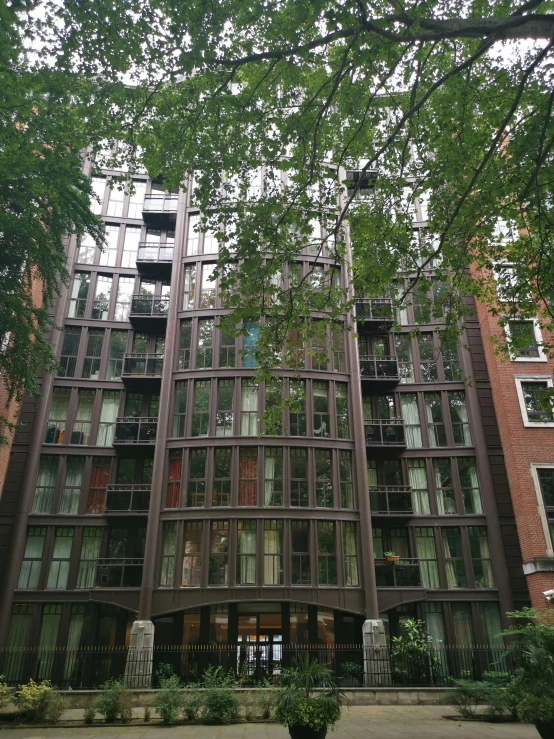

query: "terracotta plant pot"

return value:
[386, 555, 400, 563]
[288, 725, 328, 739]
[535, 721, 554, 739]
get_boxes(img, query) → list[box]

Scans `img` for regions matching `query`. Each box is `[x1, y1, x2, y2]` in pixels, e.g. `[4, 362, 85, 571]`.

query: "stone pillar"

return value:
[362, 619, 391, 686]
[125, 620, 155, 688]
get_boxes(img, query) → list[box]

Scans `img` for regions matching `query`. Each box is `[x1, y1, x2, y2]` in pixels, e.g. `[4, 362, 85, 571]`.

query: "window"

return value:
[537, 468, 554, 545]
[59, 457, 84, 514]
[335, 383, 349, 438]
[239, 448, 257, 506]
[343, 522, 359, 586]
[82, 329, 104, 379]
[187, 214, 200, 255]
[457, 458, 482, 514]
[166, 450, 182, 508]
[213, 448, 232, 506]
[237, 520, 257, 585]
[315, 450, 333, 507]
[396, 335, 414, 383]
[72, 389, 94, 444]
[290, 449, 308, 507]
[127, 181, 146, 219]
[200, 264, 216, 308]
[442, 528, 467, 588]
[264, 448, 283, 506]
[318, 522, 337, 585]
[46, 528, 74, 589]
[507, 319, 542, 360]
[32, 456, 58, 513]
[407, 459, 430, 514]
[292, 522, 310, 584]
[425, 393, 447, 447]
[414, 528, 440, 587]
[114, 277, 134, 321]
[121, 225, 141, 267]
[400, 393, 422, 448]
[441, 336, 461, 380]
[433, 459, 456, 514]
[86, 457, 111, 513]
[516, 378, 554, 426]
[45, 388, 70, 444]
[178, 321, 192, 370]
[187, 449, 206, 507]
[196, 319, 214, 369]
[448, 391, 472, 445]
[310, 325, 327, 370]
[106, 184, 124, 217]
[209, 521, 229, 585]
[332, 328, 345, 372]
[313, 382, 329, 437]
[240, 379, 258, 436]
[59, 327, 81, 377]
[289, 380, 306, 436]
[91, 275, 112, 320]
[339, 451, 353, 508]
[418, 333, 437, 382]
[182, 265, 197, 309]
[243, 320, 259, 368]
[99, 224, 119, 266]
[468, 527, 494, 588]
[160, 521, 177, 586]
[90, 176, 105, 214]
[97, 390, 120, 445]
[192, 379, 210, 436]
[68, 272, 90, 318]
[182, 522, 202, 586]
[219, 326, 236, 368]
[264, 380, 283, 436]
[106, 330, 127, 379]
[18, 527, 46, 589]
[264, 520, 283, 584]
[172, 380, 188, 437]
[76, 527, 101, 588]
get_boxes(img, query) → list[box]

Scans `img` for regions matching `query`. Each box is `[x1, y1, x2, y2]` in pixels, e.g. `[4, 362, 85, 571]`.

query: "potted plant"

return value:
[384, 551, 400, 562]
[275, 654, 345, 739]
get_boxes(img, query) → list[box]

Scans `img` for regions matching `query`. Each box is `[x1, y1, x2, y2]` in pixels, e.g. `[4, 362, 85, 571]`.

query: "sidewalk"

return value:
[0, 707, 540, 737]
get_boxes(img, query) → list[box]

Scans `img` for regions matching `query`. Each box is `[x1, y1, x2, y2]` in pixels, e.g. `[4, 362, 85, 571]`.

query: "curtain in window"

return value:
[474, 529, 495, 587]
[59, 457, 84, 514]
[452, 603, 473, 645]
[238, 527, 256, 583]
[425, 607, 446, 645]
[407, 460, 430, 514]
[264, 527, 281, 584]
[400, 395, 422, 448]
[97, 392, 120, 445]
[33, 457, 58, 513]
[342, 524, 359, 586]
[64, 609, 85, 680]
[47, 530, 74, 589]
[264, 455, 276, 505]
[466, 461, 481, 513]
[239, 454, 257, 505]
[76, 528, 101, 588]
[434, 459, 456, 514]
[241, 382, 258, 435]
[442, 533, 458, 588]
[458, 458, 483, 514]
[160, 522, 177, 586]
[166, 457, 182, 508]
[450, 394, 472, 445]
[414, 530, 439, 587]
[37, 608, 61, 679]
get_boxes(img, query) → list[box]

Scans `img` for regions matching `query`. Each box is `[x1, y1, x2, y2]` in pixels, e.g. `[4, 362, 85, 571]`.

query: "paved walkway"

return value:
[0, 707, 540, 737]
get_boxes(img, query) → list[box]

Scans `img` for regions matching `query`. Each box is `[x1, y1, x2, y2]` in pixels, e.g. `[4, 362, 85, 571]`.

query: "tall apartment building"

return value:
[0, 154, 528, 681]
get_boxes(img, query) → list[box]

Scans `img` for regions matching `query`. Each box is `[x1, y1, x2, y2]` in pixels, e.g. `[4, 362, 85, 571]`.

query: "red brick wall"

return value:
[475, 297, 554, 610]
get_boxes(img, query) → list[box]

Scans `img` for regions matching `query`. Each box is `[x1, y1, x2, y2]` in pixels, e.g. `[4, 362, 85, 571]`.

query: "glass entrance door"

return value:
[237, 611, 282, 681]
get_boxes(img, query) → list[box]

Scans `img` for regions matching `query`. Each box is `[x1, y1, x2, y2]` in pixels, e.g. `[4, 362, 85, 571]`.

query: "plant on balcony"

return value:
[390, 619, 444, 687]
[275, 654, 345, 739]
[503, 608, 554, 739]
[384, 551, 400, 563]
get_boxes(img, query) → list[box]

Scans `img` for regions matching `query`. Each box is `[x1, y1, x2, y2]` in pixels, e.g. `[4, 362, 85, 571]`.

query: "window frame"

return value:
[505, 318, 546, 362]
[515, 376, 554, 427]
[530, 463, 554, 557]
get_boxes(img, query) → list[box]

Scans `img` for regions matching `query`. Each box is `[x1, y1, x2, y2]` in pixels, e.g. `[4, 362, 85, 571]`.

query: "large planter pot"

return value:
[535, 721, 554, 739]
[288, 725, 327, 739]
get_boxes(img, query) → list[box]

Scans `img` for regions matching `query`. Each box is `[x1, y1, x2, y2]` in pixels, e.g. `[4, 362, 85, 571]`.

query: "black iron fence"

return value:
[0, 643, 512, 690]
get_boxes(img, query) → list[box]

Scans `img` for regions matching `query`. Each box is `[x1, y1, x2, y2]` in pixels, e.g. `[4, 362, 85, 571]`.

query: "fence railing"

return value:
[122, 353, 164, 377]
[375, 558, 421, 587]
[370, 485, 413, 514]
[142, 194, 179, 213]
[364, 419, 406, 446]
[355, 298, 393, 322]
[130, 295, 170, 318]
[113, 417, 157, 444]
[137, 242, 174, 263]
[105, 484, 150, 513]
[0, 643, 511, 690]
[95, 558, 144, 588]
[359, 355, 399, 380]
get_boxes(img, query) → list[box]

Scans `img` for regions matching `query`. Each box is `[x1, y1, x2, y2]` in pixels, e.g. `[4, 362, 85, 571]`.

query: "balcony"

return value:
[136, 242, 174, 277]
[375, 558, 421, 587]
[364, 419, 406, 448]
[105, 484, 150, 514]
[142, 194, 178, 225]
[121, 353, 164, 388]
[370, 486, 413, 515]
[95, 558, 144, 588]
[359, 355, 400, 385]
[355, 298, 393, 328]
[129, 295, 169, 329]
[113, 417, 157, 445]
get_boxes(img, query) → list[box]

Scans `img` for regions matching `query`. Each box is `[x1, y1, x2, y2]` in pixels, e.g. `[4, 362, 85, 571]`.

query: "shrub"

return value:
[201, 665, 236, 689]
[14, 679, 55, 723]
[45, 693, 67, 725]
[182, 686, 202, 721]
[340, 662, 363, 682]
[255, 689, 275, 720]
[449, 678, 509, 721]
[94, 679, 133, 723]
[517, 695, 554, 725]
[0, 677, 11, 710]
[84, 704, 96, 724]
[154, 674, 182, 725]
[202, 687, 240, 724]
[239, 691, 257, 721]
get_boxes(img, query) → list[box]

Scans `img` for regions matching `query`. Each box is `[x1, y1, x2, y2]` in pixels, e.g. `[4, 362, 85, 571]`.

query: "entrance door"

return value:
[237, 611, 282, 681]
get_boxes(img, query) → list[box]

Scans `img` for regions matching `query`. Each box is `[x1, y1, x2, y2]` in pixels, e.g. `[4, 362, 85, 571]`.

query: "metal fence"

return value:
[0, 643, 512, 690]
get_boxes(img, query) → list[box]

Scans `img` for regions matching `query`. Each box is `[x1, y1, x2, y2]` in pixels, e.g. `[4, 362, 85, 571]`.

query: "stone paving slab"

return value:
[0, 707, 540, 738]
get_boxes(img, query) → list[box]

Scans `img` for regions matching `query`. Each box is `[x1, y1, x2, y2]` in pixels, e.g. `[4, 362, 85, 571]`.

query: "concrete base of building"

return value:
[362, 619, 391, 686]
[124, 620, 154, 688]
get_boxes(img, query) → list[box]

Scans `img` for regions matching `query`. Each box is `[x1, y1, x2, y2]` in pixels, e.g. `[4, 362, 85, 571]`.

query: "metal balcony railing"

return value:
[105, 484, 150, 513]
[369, 486, 413, 515]
[137, 242, 174, 263]
[142, 194, 178, 213]
[355, 298, 393, 322]
[130, 295, 170, 318]
[364, 419, 406, 446]
[359, 355, 399, 380]
[95, 558, 144, 588]
[113, 417, 157, 444]
[375, 558, 421, 587]
[122, 353, 164, 377]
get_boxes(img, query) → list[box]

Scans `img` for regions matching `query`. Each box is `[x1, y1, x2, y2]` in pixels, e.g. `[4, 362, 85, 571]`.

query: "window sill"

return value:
[522, 558, 554, 575]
